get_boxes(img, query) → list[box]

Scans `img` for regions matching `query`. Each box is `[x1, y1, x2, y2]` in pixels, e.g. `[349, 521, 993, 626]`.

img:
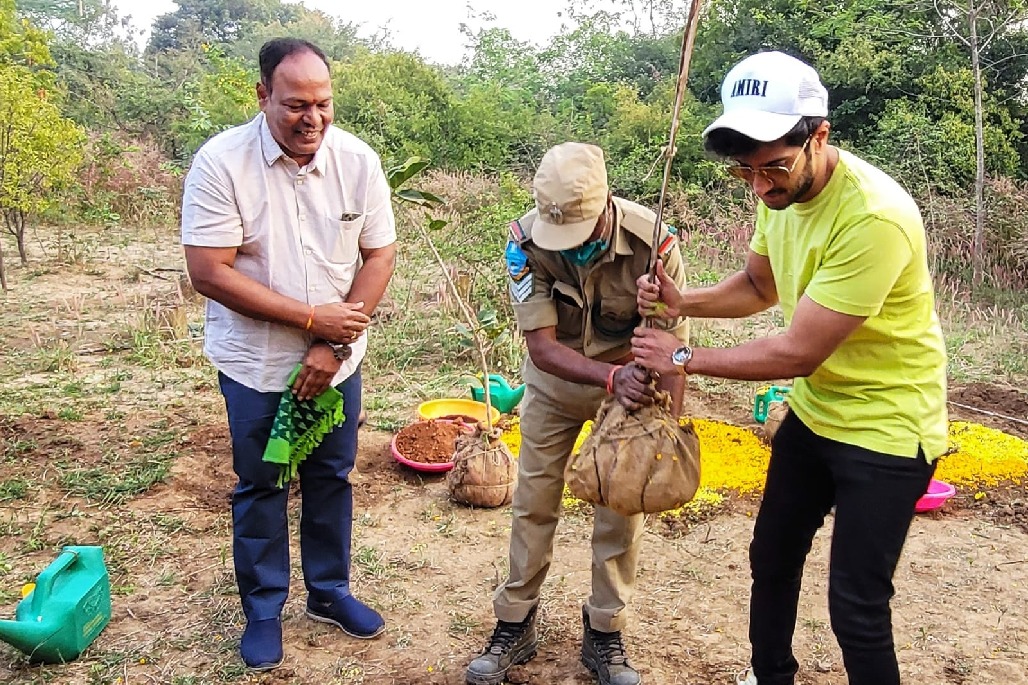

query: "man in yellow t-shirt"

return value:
[631, 52, 946, 685]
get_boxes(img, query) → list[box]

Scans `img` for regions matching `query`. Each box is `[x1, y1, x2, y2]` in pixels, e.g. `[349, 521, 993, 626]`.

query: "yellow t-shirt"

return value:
[750, 149, 948, 460]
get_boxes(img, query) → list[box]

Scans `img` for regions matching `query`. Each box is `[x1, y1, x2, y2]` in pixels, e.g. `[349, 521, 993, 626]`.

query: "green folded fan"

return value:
[263, 364, 346, 486]
[0, 546, 111, 663]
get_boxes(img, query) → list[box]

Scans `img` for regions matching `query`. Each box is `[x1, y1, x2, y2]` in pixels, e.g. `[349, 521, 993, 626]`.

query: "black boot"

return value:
[581, 608, 641, 685]
[465, 606, 538, 685]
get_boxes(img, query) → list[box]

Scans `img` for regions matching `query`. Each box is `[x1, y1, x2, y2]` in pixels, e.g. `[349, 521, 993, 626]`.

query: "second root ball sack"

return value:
[565, 394, 702, 516]
[447, 431, 517, 508]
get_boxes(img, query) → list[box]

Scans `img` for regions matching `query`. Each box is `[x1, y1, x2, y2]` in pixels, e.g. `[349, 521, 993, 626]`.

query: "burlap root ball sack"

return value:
[447, 432, 517, 508]
[763, 402, 789, 442]
[565, 394, 701, 516]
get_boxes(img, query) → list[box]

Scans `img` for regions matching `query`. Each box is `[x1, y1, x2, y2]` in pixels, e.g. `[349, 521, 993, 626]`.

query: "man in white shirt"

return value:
[181, 38, 397, 671]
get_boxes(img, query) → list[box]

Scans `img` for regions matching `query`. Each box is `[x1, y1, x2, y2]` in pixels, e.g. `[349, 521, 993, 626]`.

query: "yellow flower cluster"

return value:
[661, 419, 770, 519]
[498, 417, 523, 454]
[690, 419, 770, 494]
[935, 421, 1028, 487]
[663, 487, 726, 518]
[498, 416, 1028, 517]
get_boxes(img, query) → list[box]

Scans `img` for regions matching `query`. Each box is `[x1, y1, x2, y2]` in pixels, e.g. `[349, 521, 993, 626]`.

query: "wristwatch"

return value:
[324, 341, 352, 361]
[671, 345, 693, 375]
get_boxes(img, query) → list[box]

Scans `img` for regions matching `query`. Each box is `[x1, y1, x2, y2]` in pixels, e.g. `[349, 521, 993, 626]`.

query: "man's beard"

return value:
[784, 164, 816, 206]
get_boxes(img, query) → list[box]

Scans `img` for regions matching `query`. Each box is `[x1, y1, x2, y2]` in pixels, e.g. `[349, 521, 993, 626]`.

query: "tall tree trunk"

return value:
[969, 0, 987, 285]
[14, 210, 27, 265]
[0, 238, 7, 292]
[3, 208, 28, 266]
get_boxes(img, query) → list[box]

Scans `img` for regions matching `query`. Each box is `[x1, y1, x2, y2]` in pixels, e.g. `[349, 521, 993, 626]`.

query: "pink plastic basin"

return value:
[390, 419, 473, 474]
[914, 478, 956, 513]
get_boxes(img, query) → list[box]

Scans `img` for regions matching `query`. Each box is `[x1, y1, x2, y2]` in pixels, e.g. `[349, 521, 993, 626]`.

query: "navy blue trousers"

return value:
[219, 370, 362, 622]
[749, 410, 935, 685]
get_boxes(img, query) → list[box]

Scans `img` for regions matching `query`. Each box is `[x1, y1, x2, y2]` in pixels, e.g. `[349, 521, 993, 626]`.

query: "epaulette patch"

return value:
[505, 239, 533, 302]
[508, 220, 527, 244]
[658, 233, 677, 256]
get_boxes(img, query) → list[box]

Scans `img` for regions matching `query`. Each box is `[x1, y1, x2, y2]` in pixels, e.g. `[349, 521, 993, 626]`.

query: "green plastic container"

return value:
[753, 385, 791, 423]
[468, 373, 526, 414]
[0, 546, 111, 663]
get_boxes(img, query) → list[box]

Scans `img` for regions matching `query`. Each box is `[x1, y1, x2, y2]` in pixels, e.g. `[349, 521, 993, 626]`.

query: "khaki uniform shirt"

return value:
[506, 197, 689, 363]
[181, 114, 396, 392]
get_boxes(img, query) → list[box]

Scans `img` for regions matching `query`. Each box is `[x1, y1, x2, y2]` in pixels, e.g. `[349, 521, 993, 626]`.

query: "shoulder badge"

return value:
[505, 239, 533, 303]
[508, 220, 527, 244]
[658, 231, 678, 257]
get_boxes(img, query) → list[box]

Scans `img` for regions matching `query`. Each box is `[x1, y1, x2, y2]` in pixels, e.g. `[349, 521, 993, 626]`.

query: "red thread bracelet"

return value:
[606, 365, 624, 394]
[305, 306, 315, 331]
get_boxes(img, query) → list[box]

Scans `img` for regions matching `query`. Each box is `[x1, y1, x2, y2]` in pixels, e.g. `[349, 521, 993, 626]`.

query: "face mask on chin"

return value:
[560, 206, 614, 267]
[560, 238, 610, 267]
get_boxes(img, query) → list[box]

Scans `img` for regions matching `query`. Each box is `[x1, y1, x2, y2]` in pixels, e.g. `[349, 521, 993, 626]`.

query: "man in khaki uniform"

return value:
[465, 142, 689, 685]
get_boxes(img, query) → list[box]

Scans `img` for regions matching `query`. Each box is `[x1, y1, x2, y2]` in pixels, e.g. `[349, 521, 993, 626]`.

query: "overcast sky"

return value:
[112, 0, 595, 65]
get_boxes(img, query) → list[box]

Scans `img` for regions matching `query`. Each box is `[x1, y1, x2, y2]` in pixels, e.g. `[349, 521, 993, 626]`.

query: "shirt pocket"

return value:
[592, 294, 641, 340]
[316, 215, 362, 298]
[552, 281, 584, 341]
[326, 214, 365, 265]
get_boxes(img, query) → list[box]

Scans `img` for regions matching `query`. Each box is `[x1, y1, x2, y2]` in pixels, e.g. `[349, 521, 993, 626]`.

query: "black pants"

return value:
[749, 411, 935, 685]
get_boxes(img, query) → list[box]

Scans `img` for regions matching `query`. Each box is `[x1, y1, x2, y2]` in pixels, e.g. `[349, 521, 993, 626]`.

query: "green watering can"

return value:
[753, 385, 791, 423]
[0, 546, 111, 663]
[468, 374, 526, 414]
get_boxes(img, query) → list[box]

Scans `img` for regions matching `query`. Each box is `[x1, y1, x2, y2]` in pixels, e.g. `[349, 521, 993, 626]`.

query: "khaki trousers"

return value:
[492, 356, 644, 632]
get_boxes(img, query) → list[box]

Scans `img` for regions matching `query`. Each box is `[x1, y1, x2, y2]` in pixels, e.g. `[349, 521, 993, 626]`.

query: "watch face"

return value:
[672, 346, 691, 368]
[333, 343, 352, 361]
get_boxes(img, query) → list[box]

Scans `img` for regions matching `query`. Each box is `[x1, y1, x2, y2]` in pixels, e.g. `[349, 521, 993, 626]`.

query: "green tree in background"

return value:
[0, 0, 85, 289]
[147, 0, 301, 53]
[224, 8, 365, 62]
[0, 69, 85, 269]
[17, 0, 128, 47]
[331, 51, 468, 168]
[0, 0, 53, 68]
[173, 45, 257, 155]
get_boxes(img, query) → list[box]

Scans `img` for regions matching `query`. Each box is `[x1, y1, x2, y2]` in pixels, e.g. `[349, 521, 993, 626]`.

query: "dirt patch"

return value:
[394, 420, 464, 464]
[0, 415, 98, 468]
[949, 382, 1028, 439]
[141, 424, 235, 512]
[952, 481, 1028, 536]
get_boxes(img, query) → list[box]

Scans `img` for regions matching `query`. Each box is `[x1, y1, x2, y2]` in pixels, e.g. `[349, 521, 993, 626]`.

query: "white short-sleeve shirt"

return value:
[181, 113, 396, 392]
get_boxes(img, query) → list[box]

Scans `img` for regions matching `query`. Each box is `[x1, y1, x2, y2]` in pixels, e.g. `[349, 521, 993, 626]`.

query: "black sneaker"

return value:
[465, 606, 539, 685]
[581, 608, 641, 685]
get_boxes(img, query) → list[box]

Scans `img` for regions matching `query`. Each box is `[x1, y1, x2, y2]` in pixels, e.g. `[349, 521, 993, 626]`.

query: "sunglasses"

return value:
[725, 135, 813, 184]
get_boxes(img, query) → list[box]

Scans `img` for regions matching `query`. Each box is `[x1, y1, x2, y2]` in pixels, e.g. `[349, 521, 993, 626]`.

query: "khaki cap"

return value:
[531, 142, 608, 251]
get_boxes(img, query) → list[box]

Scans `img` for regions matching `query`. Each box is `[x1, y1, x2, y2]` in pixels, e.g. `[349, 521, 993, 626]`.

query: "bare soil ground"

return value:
[0, 226, 1026, 685]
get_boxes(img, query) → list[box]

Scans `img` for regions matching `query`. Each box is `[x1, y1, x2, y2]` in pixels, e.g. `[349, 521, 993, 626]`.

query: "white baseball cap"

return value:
[702, 51, 829, 142]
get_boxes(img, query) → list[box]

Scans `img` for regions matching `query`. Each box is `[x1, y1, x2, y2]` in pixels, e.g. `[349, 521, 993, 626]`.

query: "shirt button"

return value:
[305, 247, 313, 254]
[296, 179, 304, 185]
[299, 214, 306, 221]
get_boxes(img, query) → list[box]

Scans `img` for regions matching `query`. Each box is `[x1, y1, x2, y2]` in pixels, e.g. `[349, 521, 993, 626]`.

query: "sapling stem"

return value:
[413, 217, 494, 433]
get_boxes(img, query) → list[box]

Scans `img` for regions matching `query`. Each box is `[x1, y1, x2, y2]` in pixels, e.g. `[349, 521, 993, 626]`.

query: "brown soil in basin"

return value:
[394, 420, 464, 463]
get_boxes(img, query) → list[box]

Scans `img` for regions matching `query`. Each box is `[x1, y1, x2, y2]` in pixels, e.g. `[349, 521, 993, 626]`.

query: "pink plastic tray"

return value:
[914, 478, 956, 513]
[391, 419, 473, 473]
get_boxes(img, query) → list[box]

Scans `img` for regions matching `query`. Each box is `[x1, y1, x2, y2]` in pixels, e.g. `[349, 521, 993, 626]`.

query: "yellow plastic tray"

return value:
[416, 398, 502, 424]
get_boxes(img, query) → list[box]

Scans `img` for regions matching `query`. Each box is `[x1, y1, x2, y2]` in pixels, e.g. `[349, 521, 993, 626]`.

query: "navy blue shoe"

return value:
[240, 618, 283, 671]
[306, 595, 385, 639]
